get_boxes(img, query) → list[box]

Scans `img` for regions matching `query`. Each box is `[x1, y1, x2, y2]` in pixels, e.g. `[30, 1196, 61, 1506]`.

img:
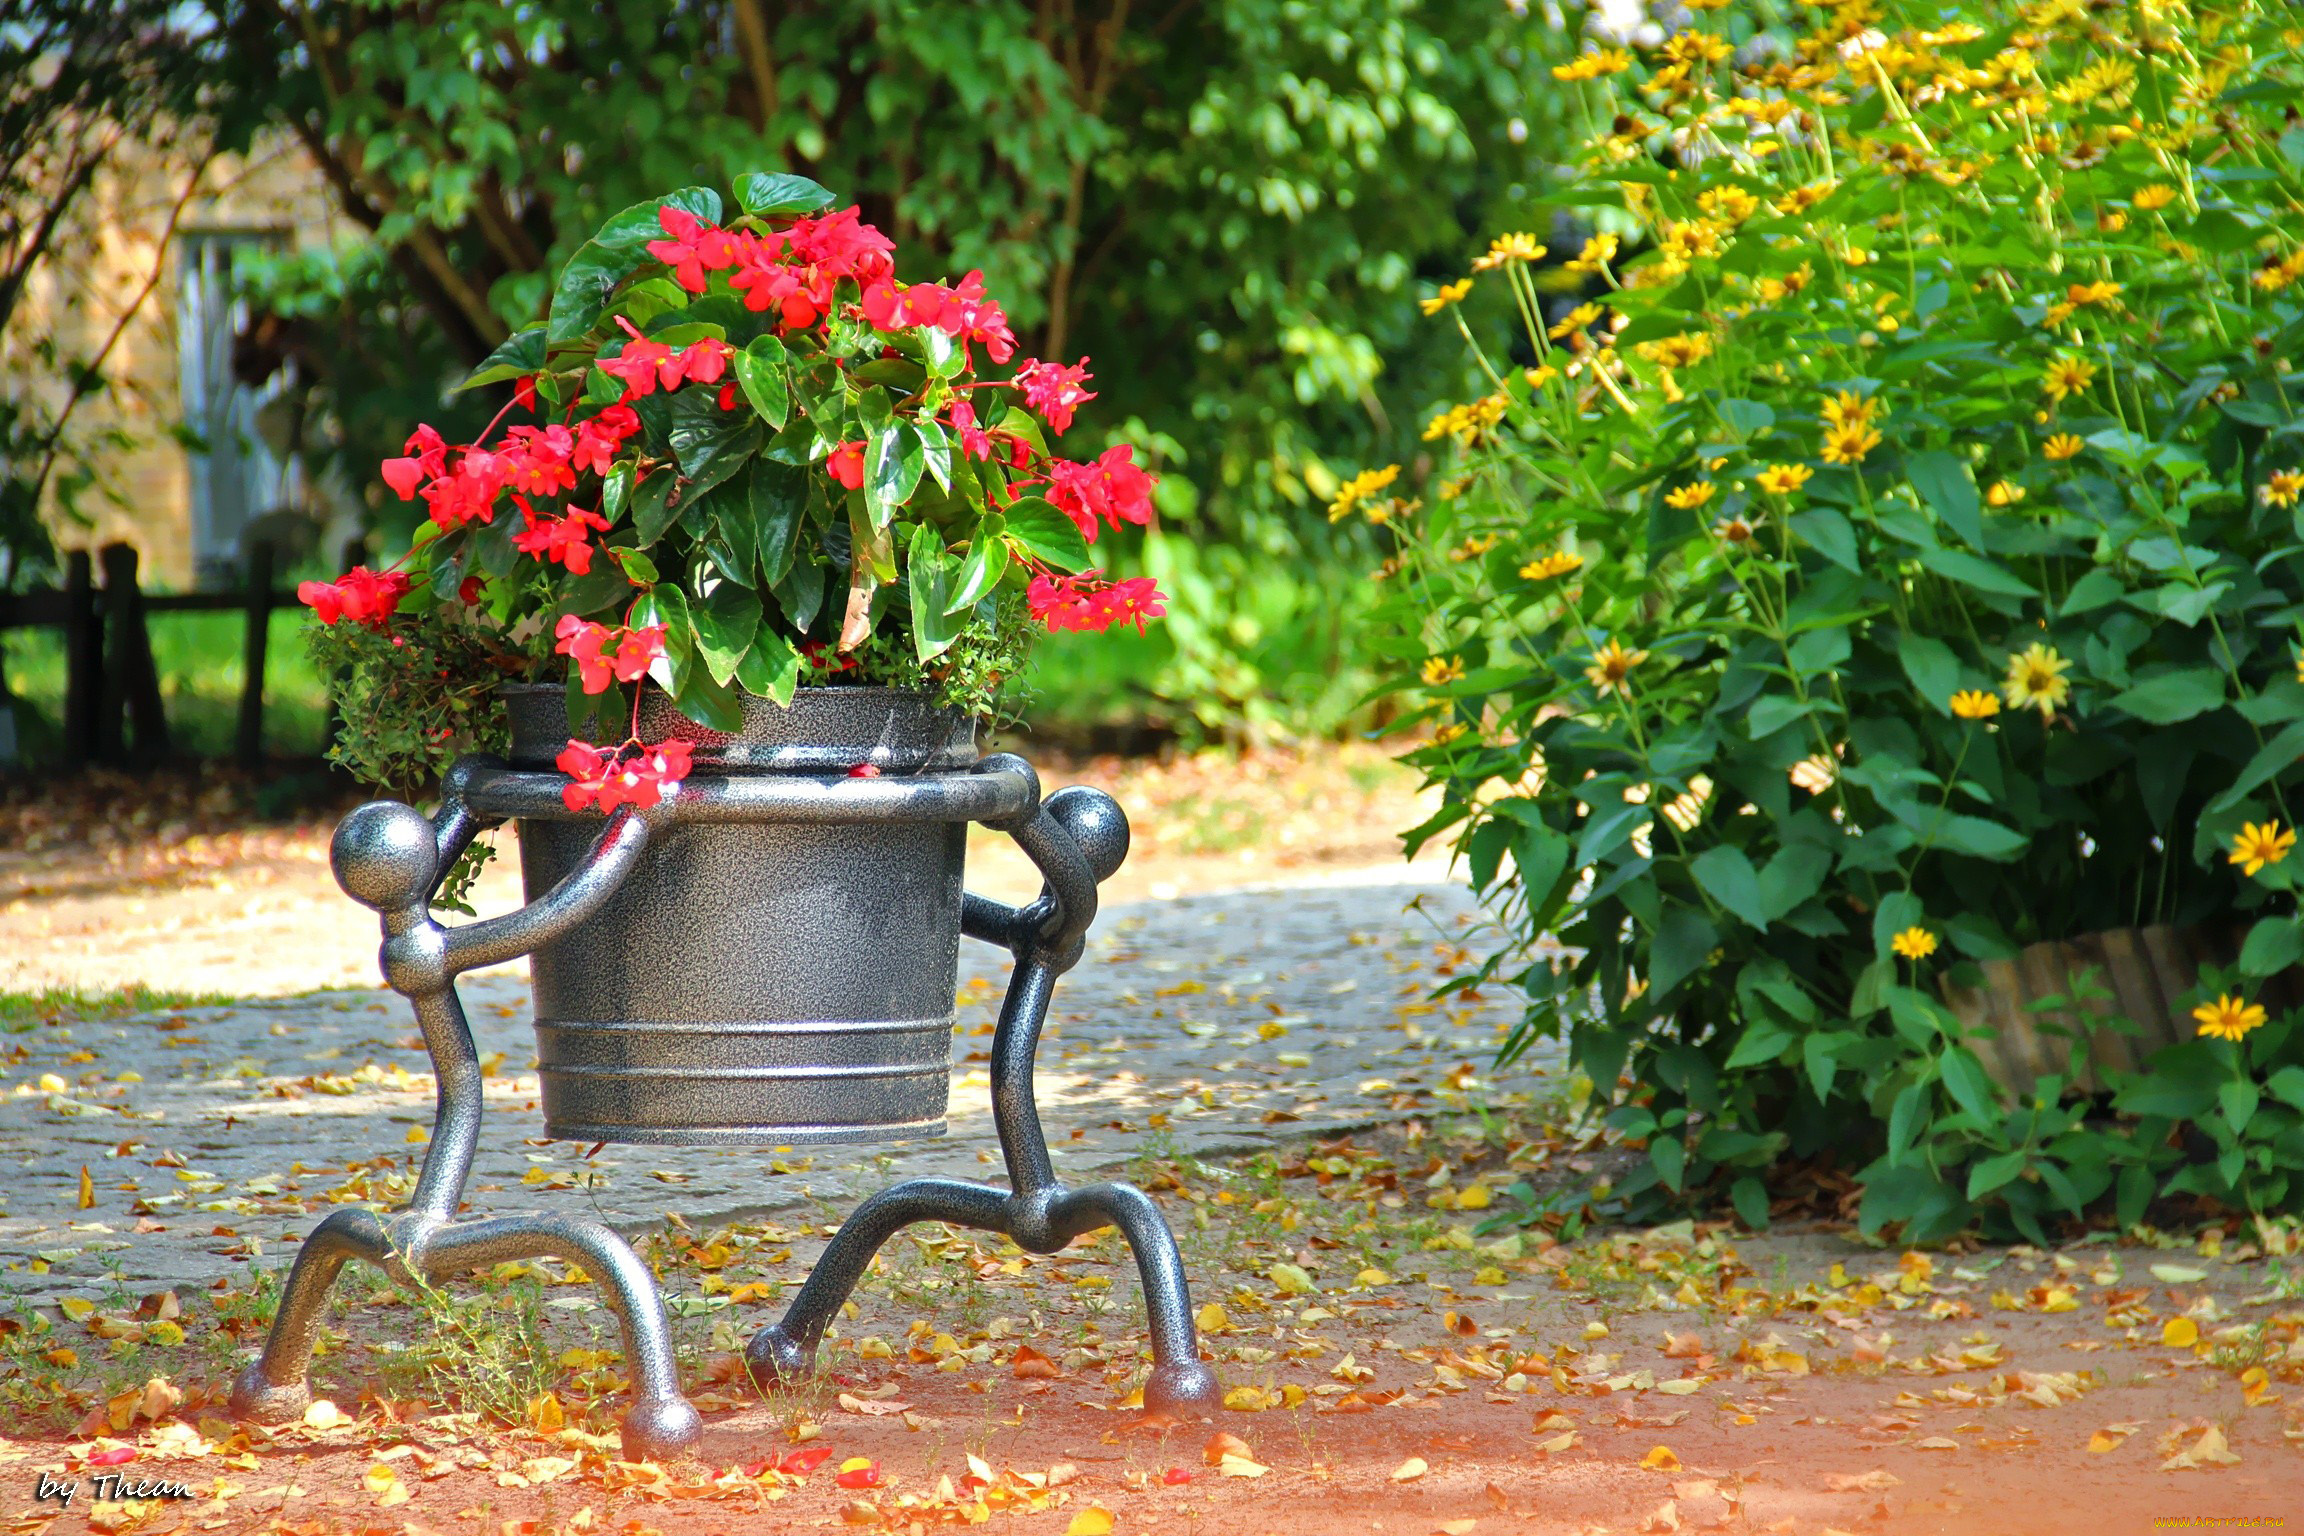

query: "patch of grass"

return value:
[355, 1268, 564, 1427]
[2, 608, 334, 765]
[0, 984, 232, 1031]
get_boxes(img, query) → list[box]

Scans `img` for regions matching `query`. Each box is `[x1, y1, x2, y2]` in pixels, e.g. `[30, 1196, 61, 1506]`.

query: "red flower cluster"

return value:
[598, 317, 734, 401]
[1041, 445, 1157, 542]
[554, 614, 669, 693]
[650, 205, 897, 331]
[572, 405, 640, 474]
[1026, 572, 1166, 634]
[859, 271, 1017, 364]
[1010, 358, 1096, 435]
[515, 504, 611, 574]
[298, 566, 412, 628]
[556, 736, 695, 813]
[379, 402, 643, 533]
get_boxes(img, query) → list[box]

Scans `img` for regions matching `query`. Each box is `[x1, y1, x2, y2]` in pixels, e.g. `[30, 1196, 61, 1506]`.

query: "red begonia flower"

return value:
[299, 566, 413, 629]
[827, 440, 867, 490]
[946, 400, 994, 461]
[380, 456, 426, 500]
[1042, 444, 1157, 542]
[557, 736, 693, 814]
[1010, 357, 1096, 434]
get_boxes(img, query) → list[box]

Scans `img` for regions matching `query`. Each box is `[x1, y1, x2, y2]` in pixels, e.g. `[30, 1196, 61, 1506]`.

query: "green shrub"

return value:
[1364, 0, 2304, 1241]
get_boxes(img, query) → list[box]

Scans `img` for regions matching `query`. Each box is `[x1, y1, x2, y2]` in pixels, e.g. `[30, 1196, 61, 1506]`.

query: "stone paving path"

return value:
[0, 867, 1542, 1306]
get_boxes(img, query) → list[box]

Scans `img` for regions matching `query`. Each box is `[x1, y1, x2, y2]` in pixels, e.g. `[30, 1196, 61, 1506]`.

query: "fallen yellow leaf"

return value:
[1640, 1446, 1682, 1472]
[1216, 1453, 1267, 1479]
[1535, 1432, 1578, 1454]
[1269, 1263, 1317, 1297]
[1391, 1456, 1428, 1482]
[78, 1166, 95, 1210]
[1066, 1508, 1114, 1536]
[2162, 1424, 2242, 1470]
[2162, 1317, 2200, 1348]
[1197, 1302, 1230, 1333]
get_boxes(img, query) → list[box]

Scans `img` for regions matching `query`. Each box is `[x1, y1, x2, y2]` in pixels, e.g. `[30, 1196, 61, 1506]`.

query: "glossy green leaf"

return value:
[548, 187, 721, 343]
[906, 523, 964, 662]
[735, 172, 836, 217]
[733, 334, 790, 429]
[460, 326, 546, 390]
[946, 527, 1010, 613]
[1001, 495, 1091, 572]
[735, 629, 801, 706]
[690, 582, 761, 687]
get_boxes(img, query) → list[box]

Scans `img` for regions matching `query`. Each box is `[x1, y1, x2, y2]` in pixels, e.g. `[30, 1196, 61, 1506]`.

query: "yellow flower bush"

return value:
[1367, 0, 2304, 1236]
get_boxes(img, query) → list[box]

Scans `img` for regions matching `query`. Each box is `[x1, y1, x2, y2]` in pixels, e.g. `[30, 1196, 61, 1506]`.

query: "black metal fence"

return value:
[0, 537, 357, 770]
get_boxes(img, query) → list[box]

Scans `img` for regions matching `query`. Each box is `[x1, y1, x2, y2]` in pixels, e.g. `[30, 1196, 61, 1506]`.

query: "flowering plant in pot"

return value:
[302, 172, 1165, 818]
[294, 174, 1170, 1144]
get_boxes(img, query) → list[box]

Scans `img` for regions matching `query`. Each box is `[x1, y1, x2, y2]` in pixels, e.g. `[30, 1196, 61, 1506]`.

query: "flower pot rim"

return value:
[499, 680, 980, 775]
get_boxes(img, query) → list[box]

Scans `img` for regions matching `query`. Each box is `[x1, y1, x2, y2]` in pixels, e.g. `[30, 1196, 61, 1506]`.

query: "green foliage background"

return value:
[1367, 0, 2304, 1241]
[201, 0, 1574, 739]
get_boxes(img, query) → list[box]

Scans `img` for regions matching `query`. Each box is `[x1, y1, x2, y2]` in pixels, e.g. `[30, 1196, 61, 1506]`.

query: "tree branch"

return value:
[729, 0, 782, 141]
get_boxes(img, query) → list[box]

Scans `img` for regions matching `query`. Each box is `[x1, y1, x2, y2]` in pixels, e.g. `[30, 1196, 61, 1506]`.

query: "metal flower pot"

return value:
[500, 684, 979, 1145]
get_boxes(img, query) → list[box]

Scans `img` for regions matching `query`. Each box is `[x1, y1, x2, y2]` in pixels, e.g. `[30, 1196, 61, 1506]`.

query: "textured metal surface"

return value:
[232, 799, 703, 1460]
[508, 687, 980, 1145]
[234, 718, 1219, 1449]
[503, 682, 979, 774]
[747, 772, 1223, 1421]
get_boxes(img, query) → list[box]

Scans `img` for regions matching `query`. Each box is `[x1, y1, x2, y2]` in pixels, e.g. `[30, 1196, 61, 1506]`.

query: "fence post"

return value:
[62, 550, 102, 767]
[236, 540, 275, 769]
[99, 542, 171, 768]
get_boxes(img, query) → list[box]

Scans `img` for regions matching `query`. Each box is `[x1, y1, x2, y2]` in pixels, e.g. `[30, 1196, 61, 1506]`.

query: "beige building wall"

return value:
[11, 132, 346, 590]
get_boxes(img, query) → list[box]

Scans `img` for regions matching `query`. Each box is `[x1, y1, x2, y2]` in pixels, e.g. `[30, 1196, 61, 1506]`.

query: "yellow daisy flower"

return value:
[1520, 550, 1584, 581]
[2228, 820, 2296, 877]
[1420, 279, 1474, 316]
[1326, 463, 1400, 523]
[2043, 433, 2085, 460]
[2193, 993, 2267, 1043]
[1821, 422, 1882, 465]
[1585, 639, 1648, 697]
[1552, 48, 1632, 82]
[1421, 655, 1465, 686]
[2262, 470, 2304, 509]
[1755, 463, 1814, 495]
[2133, 184, 2178, 211]
[2042, 356, 2097, 402]
[1664, 481, 1717, 510]
[2001, 643, 2072, 716]
[1891, 926, 1939, 961]
[1472, 233, 1547, 272]
[1950, 689, 2002, 720]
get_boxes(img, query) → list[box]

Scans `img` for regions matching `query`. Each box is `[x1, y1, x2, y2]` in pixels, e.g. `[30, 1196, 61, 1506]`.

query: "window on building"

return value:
[177, 229, 299, 589]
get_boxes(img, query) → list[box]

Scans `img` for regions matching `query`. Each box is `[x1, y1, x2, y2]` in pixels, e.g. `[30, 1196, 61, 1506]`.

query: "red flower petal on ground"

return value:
[779, 1446, 834, 1476]
[833, 1459, 883, 1490]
